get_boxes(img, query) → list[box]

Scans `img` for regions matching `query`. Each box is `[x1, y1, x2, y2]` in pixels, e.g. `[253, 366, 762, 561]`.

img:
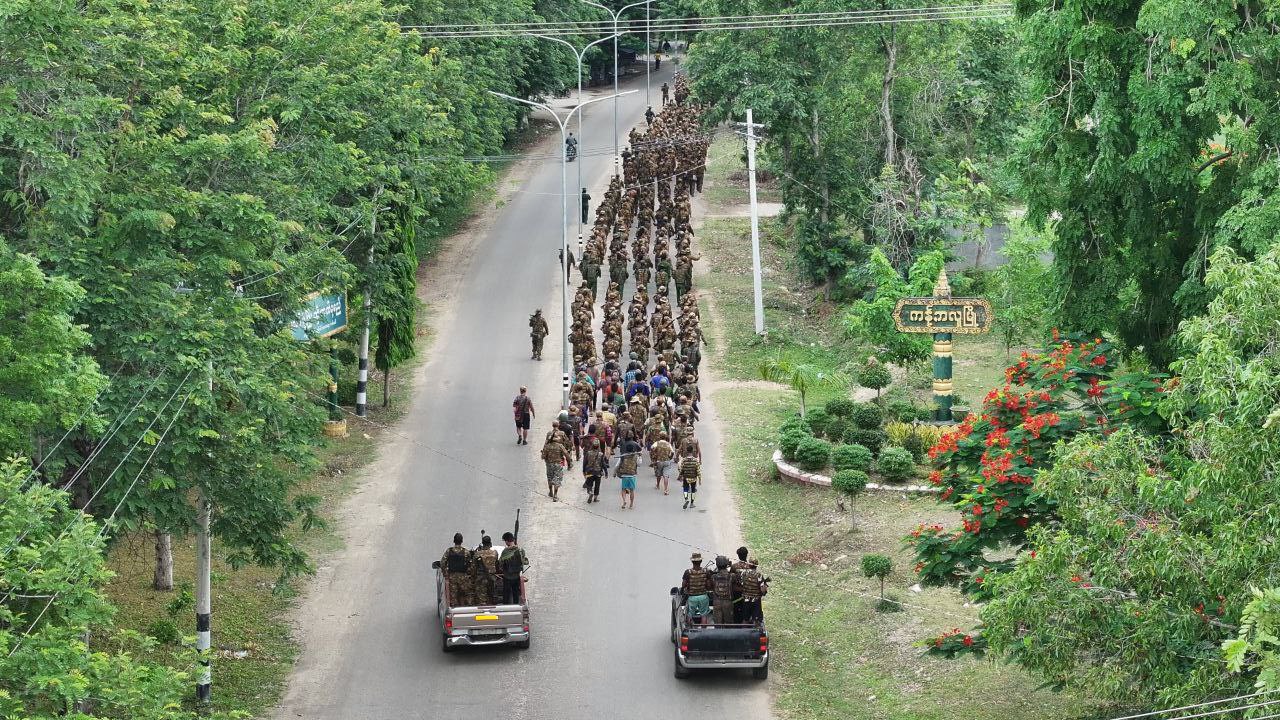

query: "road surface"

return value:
[276, 64, 773, 720]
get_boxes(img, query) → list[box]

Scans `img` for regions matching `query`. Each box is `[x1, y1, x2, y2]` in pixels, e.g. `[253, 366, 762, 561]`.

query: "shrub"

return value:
[858, 356, 893, 399]
[845, 427, 885, 456]
[832, 469, 870, 528]
[824, 417, 852, 443]
[852, 402, 884, 430]
[885, 421, 915, 447]
[861, 554, 894, 604]
[780, 427, 811, 461]
[913, 423, 947, 451]
[886, 399, 919, 422]
[824, 397, 856, 419]
[148, 619, 181, 645]
[779, 414, 809, 436]
[831, 443, 873, 472]
[804, 407, 831, 437]
[794, 435, 833, 471]
[876, 446, 916, 482]
[902, 430, 929, 462]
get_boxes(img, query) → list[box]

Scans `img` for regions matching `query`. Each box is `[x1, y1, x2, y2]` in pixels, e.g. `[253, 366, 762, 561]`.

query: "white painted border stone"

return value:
[772, 450, 940, 494]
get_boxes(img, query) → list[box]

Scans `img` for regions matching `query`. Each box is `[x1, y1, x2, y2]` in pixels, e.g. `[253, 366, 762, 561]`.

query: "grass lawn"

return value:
[698, 133, 1096, 720]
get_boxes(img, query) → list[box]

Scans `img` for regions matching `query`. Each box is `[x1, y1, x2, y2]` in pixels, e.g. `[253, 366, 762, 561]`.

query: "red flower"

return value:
[972, 504, 983, 516]
[1091, 355, 1107, 367]
[1071, 575, 1081, 583]
[963, 635, 974, 646]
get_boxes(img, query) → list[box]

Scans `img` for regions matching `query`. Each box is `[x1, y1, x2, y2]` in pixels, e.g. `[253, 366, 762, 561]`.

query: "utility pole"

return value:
[735, 109, 768, 335]
[356, 193, 380, 418]
[195, 359, 213, 703]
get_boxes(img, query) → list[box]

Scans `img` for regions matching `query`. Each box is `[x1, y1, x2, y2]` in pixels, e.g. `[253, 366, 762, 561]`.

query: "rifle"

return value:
[513, 509, 520, 544]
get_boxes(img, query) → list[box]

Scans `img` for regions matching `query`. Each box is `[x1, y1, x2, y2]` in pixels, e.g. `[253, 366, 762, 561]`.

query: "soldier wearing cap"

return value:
[681, 552, 712, 623]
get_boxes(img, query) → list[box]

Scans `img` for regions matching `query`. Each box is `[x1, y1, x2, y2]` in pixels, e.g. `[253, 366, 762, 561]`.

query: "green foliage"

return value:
[851, 402, 883, 430]
[823, 397, 856, 420]
[861, 554, 893, 602]
[875, 446, 916, 483]
[886, 399, 928, 422]
[1224, 587, 1280, 693]
[0, 457, 224, 719]
[833, 469, 870, 497]
[803, 407, 831, 437]
[1015, 0, 1280, 367]
[846, 428, 885, 457]
[779, 414, 810, 437]
[147, 619, 181, 645]
[374, 200, 420, 400]
[0, 240, 106, 467]
[844, 252, 940, 365]
[793, 435, 832, 472]
[990, 219, 1052, 353]
[758, 357, 848, 416]
[779, 427, 811, 462]
[831, 444, 873, 472]
[824, 418, 852, 444]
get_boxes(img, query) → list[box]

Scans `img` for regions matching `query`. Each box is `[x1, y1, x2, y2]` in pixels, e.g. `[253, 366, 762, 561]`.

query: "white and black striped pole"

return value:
[196, 361, 213, 703]
[195, 491, 212, 702]
[356, 198, 379, 417]
[562, 372, 571, 410]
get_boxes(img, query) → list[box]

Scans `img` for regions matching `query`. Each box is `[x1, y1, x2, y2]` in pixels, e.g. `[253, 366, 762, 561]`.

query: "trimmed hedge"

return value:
[845, 428, 886, 456]
[851, 402, 883, 430]
[876, 446, 916, 482]
[780, 427, 811, 461]
[805, 407, 831, 437]
[831, 443, 873, 472]
[794, 435, 833, 471]
[824, 397, 856, 419]
[824, 417, 852, 443]
[832, 469, 869, 495]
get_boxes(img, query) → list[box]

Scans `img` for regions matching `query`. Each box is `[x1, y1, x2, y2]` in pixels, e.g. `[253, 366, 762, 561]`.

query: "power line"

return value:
[21, 362, 126, 487]
[1107, 690, 1280, 720]
[6, 384, 196, 660]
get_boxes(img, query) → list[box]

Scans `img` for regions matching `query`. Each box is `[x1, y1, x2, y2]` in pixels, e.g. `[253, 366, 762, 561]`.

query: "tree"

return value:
[971, 245, 1280, 707]
[1224, 587, 1280, 694]
[856, 356, 892, 402]
[861, 554, 892, 605]
[0, 457, 226, 719]
[758, 357, 847, 417]
[989, 220, 1052, 355]
[843, 249, 942, 365]
[1015, 0, 1280, 367]
[375, 202, 420, 407]
[832, 469, 869, 528]
[0, 239, 106, 468]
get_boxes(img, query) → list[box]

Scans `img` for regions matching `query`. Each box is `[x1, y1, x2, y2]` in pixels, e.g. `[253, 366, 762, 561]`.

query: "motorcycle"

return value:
[566, 140, 578, 163]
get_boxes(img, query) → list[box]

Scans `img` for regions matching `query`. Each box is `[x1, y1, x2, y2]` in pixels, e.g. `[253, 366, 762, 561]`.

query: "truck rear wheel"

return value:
[673, 648, 691, 679]
[441, 633, 455, 653]
[516, 637, 531, 650]
[752, 662, 769, 680]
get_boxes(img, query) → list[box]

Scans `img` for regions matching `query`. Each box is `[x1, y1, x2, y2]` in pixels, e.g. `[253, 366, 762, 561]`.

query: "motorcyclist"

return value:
[566, 132, 578, 162]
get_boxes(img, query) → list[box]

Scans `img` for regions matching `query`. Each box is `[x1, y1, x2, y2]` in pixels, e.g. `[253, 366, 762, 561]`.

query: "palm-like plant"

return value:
[758, 358, 849, 416]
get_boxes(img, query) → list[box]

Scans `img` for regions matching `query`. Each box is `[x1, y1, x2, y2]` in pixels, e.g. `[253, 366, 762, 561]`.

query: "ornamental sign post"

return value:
[291, 291, 349, 436]
[892, 269, 993, 423]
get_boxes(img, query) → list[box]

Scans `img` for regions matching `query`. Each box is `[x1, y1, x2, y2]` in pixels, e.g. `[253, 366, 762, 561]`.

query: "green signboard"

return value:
[291, 292, 348, 341]
[892, 297, 993, 335]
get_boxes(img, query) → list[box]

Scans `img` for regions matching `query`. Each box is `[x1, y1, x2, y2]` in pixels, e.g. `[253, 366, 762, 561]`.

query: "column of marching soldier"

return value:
[531, 73, 714, 512]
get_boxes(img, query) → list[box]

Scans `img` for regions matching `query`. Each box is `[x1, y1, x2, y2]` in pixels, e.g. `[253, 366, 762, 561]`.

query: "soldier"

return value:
[582, 435, 607, 504]
[679, 424, 702, 462]
[738, 561, 768, 625]
[710, 555, 739, 625]
[541, 423, 570, 501]
[440, 533, 474, 607]
[529, 309, 549, 360]
[661, 81, 670, 105]
[678, 451, 701, 509]
[649, 435, 675, 494]
[645, 105, 655, 126]
[512, 386, 535, 445]
[680, 552, 712, 623]
[498, 532, 528, 605]
[473, 535, 500, 605]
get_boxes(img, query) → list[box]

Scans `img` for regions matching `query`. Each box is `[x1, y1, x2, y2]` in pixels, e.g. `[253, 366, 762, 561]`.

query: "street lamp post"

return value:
[488, 89, 639, 409]
[532, 33, 619, 254]
[579, 0, 655, 171]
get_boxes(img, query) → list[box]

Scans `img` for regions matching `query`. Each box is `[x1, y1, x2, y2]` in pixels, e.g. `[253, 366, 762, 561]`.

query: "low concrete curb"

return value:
[772, 450, 940, 495]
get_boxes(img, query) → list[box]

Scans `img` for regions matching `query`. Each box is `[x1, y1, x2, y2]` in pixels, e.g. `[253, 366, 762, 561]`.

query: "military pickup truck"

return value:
[669, 588, 769, 679]
[432, 561, 529, 652]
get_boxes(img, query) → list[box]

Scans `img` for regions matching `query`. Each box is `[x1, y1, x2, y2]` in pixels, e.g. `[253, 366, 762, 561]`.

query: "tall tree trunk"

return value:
[382, 368, 390, 407]
[880, 28, 899, 169]
[153, 530, 173, 591]
[809, 104, 835, 297]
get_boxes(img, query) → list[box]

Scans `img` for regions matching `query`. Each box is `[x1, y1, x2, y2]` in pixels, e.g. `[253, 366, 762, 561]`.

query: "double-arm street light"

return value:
[489, 88, 639, 409]
[579, 0, 655, 169]
[531, 32, 619, 255]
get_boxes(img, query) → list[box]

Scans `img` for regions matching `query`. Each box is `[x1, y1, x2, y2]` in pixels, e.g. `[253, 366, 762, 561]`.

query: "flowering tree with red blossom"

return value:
[908, 331, 1167, 597]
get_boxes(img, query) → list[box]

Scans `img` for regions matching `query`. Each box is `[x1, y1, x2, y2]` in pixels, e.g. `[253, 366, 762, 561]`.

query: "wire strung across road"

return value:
[304, 389, 976, 621]
[404, 4, 1013, 37]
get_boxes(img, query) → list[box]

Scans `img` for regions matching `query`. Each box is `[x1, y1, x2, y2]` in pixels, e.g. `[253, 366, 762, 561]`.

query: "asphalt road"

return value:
[276, 64, 773, 720]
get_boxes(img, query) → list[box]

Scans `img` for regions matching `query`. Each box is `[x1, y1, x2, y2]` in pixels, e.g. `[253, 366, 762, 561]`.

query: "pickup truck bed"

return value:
[433, 563, 529, 652]
[670, 589, 768, 679]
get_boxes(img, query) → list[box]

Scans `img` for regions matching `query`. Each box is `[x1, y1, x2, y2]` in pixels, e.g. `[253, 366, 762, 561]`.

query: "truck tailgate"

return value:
[449, 605, 525, 637]
[686, 626, 762, 654]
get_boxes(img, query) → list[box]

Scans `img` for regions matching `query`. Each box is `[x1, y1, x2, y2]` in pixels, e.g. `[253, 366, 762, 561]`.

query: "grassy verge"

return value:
[698, 134, 1094, 720]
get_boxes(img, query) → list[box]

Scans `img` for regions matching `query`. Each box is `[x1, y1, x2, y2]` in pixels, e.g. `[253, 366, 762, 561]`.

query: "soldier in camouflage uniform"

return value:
[541, 423, 571, 501]
[529, 309, 549, 360]
[441, 533, 474, 606]
[472, 535, 500, 605]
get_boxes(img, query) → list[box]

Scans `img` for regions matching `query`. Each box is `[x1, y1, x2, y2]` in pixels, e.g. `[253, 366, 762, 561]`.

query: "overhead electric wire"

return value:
[1107, 690, 1280, 720]
[6, 384, 196, 660]
[20, 363, 127, 488]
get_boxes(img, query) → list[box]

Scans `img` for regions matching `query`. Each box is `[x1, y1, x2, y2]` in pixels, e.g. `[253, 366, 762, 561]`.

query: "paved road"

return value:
[276, 65, 772, 720]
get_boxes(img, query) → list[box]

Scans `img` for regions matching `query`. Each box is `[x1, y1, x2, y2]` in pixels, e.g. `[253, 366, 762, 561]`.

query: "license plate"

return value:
[471, 628, 506, 637]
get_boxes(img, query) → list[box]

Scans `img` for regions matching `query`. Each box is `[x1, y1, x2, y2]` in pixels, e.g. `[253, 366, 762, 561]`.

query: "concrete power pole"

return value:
[196, 359, 213, 703]
[738, 109, 767, 336]
[356, 194, 380, 418]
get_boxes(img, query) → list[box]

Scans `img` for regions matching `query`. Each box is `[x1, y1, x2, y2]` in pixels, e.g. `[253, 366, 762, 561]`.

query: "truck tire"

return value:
[441, 633, 455, 654]
[516, 637, 531, 650]
[752, 662, 769, 680]
[673, 648, 691, 679]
